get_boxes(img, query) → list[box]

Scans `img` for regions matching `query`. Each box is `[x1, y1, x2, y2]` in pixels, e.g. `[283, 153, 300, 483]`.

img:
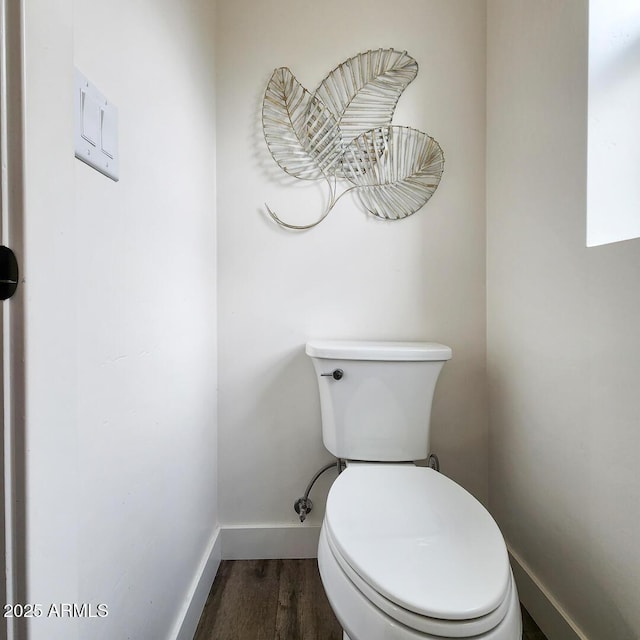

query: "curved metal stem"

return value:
[265, 176, 339, 230]
[265, 201, 333, 230]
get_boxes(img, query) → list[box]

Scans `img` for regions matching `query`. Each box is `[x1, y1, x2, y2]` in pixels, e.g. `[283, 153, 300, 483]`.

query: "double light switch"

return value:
[74, 68, 119, 181]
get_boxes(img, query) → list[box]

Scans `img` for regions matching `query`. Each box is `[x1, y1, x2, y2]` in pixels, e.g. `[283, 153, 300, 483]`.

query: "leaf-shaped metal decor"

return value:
[263, 67, 342, 180]
[314, 49, 418, 146]
[262, 49, 444, 230]
[343, 127, 444, 220]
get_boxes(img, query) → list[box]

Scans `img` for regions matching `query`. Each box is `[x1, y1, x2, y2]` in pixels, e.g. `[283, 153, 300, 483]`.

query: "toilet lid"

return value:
[325, 465, 511, 621]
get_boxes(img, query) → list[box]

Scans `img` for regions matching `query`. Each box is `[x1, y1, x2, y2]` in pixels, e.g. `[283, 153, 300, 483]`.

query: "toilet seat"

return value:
[322, 525, 516, 638]
[324, 465, 512, 635]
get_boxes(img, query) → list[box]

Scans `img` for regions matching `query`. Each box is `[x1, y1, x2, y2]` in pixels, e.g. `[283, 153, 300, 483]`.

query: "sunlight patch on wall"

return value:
[587, 0, 640, 247]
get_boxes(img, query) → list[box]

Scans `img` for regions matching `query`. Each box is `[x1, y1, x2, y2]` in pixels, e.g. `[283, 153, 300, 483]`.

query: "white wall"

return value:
[487, 1, 640, 638]
[21, 3, 79, 637]
[216, 0, 488, 542]
[21, 1, 218, 638]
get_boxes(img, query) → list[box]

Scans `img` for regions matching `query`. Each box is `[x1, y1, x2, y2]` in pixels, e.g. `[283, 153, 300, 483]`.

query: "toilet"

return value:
[306, 340, 522, 640]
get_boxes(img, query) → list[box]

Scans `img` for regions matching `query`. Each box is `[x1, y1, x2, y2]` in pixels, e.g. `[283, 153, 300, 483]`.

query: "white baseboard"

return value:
[171, 527, 222, 640]
[221, 524, 321, 559]
[509, 547, 589, 640]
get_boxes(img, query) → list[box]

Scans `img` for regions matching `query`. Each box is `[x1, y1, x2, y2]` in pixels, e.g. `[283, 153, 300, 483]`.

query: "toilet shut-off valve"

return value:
[294, 497, 313, 523]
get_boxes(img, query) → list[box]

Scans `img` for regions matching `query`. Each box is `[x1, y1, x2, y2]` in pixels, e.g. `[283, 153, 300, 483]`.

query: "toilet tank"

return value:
[306, 341, 452, 461]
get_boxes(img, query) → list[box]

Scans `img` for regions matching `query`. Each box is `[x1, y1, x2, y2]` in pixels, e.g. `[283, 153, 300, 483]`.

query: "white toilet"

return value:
[306, 340, 522, 640]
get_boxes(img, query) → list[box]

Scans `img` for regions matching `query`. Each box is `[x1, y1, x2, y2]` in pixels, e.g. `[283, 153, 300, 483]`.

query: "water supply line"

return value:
[294, 459, 344, 523]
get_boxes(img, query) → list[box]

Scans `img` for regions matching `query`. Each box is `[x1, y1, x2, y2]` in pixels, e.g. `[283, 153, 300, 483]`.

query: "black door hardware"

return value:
[0, 246, 19, 300]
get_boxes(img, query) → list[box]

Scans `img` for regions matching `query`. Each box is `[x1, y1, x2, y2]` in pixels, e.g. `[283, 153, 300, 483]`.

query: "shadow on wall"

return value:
[221, 344, 333, 524]
[489, 372, 638, 640]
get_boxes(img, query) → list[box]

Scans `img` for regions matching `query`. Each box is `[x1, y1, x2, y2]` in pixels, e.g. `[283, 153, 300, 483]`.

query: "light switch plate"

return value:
[74, 68, 119, 181]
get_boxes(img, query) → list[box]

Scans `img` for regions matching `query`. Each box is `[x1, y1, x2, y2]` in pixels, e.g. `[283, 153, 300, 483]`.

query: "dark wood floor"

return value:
[522, 606, 548, 640]
[194, 559, 547, 640]
[194, 559, 341, 640]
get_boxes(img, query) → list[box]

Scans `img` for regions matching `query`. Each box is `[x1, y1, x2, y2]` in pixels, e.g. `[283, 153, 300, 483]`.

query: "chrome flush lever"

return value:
[321, 368, 344, 380]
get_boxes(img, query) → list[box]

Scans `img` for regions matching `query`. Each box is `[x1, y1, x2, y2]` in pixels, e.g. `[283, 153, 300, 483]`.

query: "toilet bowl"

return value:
[305, 340, 522, 639]
[317, 464, 522, 640]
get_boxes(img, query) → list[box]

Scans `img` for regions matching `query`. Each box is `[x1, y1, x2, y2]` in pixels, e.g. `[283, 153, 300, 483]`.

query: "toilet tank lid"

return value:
[305, 340, 452, 361]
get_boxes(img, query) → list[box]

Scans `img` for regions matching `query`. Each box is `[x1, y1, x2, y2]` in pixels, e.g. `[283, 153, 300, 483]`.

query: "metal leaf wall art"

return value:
[262, 49, 444, 229]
